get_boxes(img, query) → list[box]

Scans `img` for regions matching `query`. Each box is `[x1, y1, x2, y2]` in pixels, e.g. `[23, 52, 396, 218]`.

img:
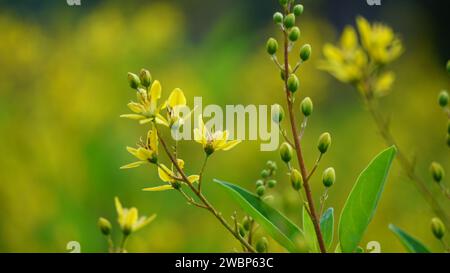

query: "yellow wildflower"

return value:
[115, 197, 156, 235]
[193, 115, 241, 155]
[373, 71, 395, 97]
[121, 124, 158, 169]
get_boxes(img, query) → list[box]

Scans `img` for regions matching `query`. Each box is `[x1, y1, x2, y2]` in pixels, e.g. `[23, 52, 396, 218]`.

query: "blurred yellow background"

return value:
[0, 0, 448, 252]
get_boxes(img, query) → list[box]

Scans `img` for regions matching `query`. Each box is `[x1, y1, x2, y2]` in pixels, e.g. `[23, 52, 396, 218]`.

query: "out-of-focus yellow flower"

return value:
[373, 72, 395, 97]
[142, 159, 199, 192]
[115, 197, 156, 235]
[193, 115, 241, 155]
[121, 124, 158, 169]
[356, 16, 403, 64]
[318, 26, 368, 83]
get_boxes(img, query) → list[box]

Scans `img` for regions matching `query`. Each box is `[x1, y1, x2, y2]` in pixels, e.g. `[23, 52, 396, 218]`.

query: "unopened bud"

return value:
[290, 169, 303, 191]
[139, 69, 152, 88]
[430, 162, 445, 183]
[261, 169, 270, 178]
[287, 74, 299, 92]
[127, 72, 140, 89]
[300, 44, 312, 61]
[322, 167, 336, 188]
[273, 12, 283, 24]
[278, 0, 288, 7]
[318, 132, 331, 154]
[256, 185, 266, 197]
[280, 142, 293, 163]
[280, 65, 293, 81]
[438, 90, 449, 107]
[283, 14, 296, 29]
[301, 97, 313, 117]
[289, 27, 301, 42]
[256, 179, 264, 187]
[98, 217, 112, 236]
[267, 179, 277, 188]
[431, 217, 446, 239]
[272, 104, 285, 123]
[256, 237, 268, 253]
[293, 4, 304, 16]
[242, 216, 251, 231]
[238, 223, 246, 237]
[266, 38, 278, 55]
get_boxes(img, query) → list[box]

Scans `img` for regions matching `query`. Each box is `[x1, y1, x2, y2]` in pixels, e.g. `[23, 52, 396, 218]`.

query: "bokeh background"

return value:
[0, 0, 449, 252]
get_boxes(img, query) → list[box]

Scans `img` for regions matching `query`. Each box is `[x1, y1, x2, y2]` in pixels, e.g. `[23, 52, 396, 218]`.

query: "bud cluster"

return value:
[255, 160, 278, 197]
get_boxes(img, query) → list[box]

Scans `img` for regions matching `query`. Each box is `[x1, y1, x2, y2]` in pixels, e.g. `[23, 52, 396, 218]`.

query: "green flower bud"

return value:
[290, 169, 303, 191]
[289, 27, 301, 42]
[318, 132, 331, 154]
[283, 13, 296, 29]
[98, 217, 112, 236]
[256, 185, 266, 197]
[287, 74, 299, 92]
[127, 72, 140, 89]
[301, 97, 313, 117]
[278, 0, 288, 6]
[256, 179, 264, 187]
[280, 65, 293, 81]
[267, 160, 277, 170]
[267, 179, 277, 188]
[271, 104, 285, 123]
[293, 4, 304, 16]
[238, 223, 246, 237]
[431, 217, 446, 239]
[300, 44, 312, 61]
[322, 167, 336, 188]
[139, 69, 152, 88]
[266, 38, 278, 55]
[280, 142, 293, 163]
[273, 12, 283, 24]
[430, 162, 445, 183]
[256, 237, 268, 253]
[438, 90, 449, 107]
[261, 169, 270, 178]
[242, 216, 251, 231]
[447, 60, 450, 74]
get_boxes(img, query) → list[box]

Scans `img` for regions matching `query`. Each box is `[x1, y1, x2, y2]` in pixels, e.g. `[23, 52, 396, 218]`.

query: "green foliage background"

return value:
[0, 0, 448, 252]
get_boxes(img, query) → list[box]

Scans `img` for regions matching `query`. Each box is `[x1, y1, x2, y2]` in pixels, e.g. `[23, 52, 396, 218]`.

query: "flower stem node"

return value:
[279, 142, 293, 163]
[438, 90, 449, 107]
[98, 217, 112, 236]
[289, 27, 301, 42]
[301, 97, 313, 117]
[266, 38, 278, 55]
[127, 72, 141, 89]
[431, 217, 446, 240]
[290, 169, 303, 191]
[287, 74, 299, 92]
[273, 12, 283, 24]
[300, 44, 312, 61]
[139, 69, 152, 88]
[256, 185, 266, 197]
[322, 167, 336, 188]
[272, 104, 285, 123]
[293, 4, 304, 16]
[256, 237, 268, 253]
[283, 14, 296, 29]
[430, 162, 445, 183]
[318, 132, 331, 154]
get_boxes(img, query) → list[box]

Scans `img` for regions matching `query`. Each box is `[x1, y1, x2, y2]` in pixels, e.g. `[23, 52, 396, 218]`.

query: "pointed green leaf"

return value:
[320, 207, 334, 250]
[339, 146, 397, 253]
[215, 179, 303, 252]
[389, 224, 431, 253]
[302, 206, 319, 252]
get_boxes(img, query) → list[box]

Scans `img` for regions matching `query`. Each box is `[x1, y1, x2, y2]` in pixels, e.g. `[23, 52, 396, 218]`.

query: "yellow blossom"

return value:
[121, 124, 158, 169]
[115, 197, 156, 235]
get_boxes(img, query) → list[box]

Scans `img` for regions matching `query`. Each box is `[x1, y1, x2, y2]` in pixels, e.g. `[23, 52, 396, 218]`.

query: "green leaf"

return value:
[320, 207, 334, 250]
[389, 224, 431, 253]
[215, 179, 303, 252]
[302, 206, 319, 252]
[339, 146, 397, 253]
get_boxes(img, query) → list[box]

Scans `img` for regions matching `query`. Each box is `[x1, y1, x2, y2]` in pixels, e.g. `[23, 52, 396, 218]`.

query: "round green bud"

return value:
[280, 142, 293, 163]
[242, 216, 251, 231]
[318, 132, 332, 154]
[300, 44, 312, 61]
[256, 185, 266, 197]
[280, 65, 293, 81]
[256, 179, 264, 187]
[283, 14, 296, 29]
[289, 27, 301, 42]
[266, 160, 277, 170]
[447, 60, 450, 74]
[301, 97, 313, 117]
[266, 38, 278, 55]
[290, 169, 303, 191]
[139, 69, 152, 88]
[273, 12, 283, 24]
[278, 0, 288, 6]
[430, 162, 445, 183]
[256, 237, 268, 253]
[322, 167, 336, 188]
[438, 90, 449, 107]
[431, 217, 446, 239]
[261, 169, 270, 178]
[98, 217, 112, 236]
[238, 223, 246, 237]
[127, 72, 140, 89]
[267, 179, 277, 188]
[293, 4, 304, 16]
[271, 104, 285, 123]
[287, 74, 299, 92]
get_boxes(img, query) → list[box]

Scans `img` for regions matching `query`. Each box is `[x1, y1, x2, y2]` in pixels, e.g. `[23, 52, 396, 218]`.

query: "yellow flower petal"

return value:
[120, 114, 146, 120]
[139, 118, 153, 125]
[120, 161, 147, 169]
[136, 147, 153, 161]
[133, 214, 157, 232]
[158, 164, 175, 182]
[176, 159, 185, 170]
[115, 197, 123, 221]
[142, 185, 174, 192]
[187, 175, 200, 184]
[341, 26, 358, 50]
[155, 114, 169, 127]
[124, 207, 138, 231]
[127, 102, 145, 114]
[167, 88, 186, 108]
[150, 80, 162, 111]
[220, 140, 241, 151]
[147, 126, 158, 154]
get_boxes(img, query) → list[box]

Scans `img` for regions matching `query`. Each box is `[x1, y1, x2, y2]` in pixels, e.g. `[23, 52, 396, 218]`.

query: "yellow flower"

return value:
[356, 16, 403, 64]
[121, 124, 158, 169]
[373, 71, 395, 97]
[318, 26, 368, 83]
[142, 159, 200, 192]
[163, 88, 194, 129]
[193, 115, 241, 155]
[115, 197, 156, 235]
